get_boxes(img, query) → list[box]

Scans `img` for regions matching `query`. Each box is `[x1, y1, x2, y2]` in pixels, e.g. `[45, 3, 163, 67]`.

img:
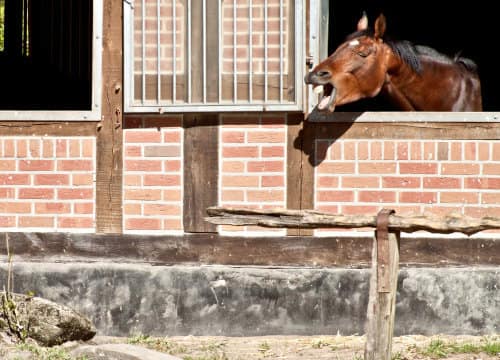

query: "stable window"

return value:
[124, 0, 304, 112]
[308, 0, 500, 121]
[0, 0, 102, 121]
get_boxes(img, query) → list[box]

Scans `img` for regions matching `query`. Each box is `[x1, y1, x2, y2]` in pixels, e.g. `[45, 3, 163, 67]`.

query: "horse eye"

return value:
[357, 51, 369, 58]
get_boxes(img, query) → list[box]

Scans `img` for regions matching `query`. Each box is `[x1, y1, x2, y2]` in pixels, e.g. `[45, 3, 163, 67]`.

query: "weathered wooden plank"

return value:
[95, 0, 123, 233]
[287, 113, 314, 236]
[183, 114, 219, 232]
[0, 122, 96, 136]
[365, 231, 400, 360]
[206, 207, 500, 235]
[303, 121, 500, 140]
[0, 232, 498, 267]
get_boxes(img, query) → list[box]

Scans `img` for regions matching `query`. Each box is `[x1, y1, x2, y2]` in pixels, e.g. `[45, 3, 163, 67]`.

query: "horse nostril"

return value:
[316, 70, 331, 78]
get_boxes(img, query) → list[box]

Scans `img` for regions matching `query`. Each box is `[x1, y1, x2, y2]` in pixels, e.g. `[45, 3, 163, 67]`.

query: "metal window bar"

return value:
[125, 0, 303, 112]
[172, 0, 176, 103]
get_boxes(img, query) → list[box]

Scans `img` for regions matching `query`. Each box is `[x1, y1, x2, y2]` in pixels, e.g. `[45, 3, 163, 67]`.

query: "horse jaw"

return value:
[315, 85, 337, 112]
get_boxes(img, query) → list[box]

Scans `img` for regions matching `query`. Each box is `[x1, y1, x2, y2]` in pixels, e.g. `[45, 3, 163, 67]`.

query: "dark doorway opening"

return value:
[328, 1, 496, 111]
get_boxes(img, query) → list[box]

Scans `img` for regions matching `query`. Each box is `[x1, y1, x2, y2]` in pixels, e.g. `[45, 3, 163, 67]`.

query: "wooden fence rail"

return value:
[205, 206, 500, 360]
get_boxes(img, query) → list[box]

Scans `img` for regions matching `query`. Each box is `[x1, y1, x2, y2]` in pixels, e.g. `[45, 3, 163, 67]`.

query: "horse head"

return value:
[304, 13, 391, 112]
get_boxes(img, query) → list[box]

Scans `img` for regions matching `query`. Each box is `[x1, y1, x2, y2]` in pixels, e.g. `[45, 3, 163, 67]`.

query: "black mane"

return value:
[345, 30, 478, 74]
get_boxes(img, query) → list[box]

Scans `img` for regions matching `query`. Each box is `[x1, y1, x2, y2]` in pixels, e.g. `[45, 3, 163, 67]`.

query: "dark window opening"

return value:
[328, 1, 496, 111]
[0, 0, 92, 111]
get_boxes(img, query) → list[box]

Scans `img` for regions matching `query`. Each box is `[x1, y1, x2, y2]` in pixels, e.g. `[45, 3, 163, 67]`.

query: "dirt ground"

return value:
[1, 334, 499, 359]
[108, 334, 500, 360]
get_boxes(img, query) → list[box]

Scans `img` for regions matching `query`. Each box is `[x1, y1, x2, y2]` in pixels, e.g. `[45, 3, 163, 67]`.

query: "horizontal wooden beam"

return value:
[0, 232, 498, 267]
[206, 207, 500, 235]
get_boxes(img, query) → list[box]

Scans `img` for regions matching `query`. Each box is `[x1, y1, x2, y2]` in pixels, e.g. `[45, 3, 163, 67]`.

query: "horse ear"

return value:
[357, 11, 368, 31]
[374, 14, 386, 39]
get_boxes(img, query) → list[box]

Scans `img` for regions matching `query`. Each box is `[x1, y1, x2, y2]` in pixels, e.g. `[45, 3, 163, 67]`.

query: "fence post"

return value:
[365, 209, 400, 360]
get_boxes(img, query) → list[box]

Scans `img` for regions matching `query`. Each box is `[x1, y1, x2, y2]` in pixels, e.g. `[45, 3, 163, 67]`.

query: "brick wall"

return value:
[219, 114, 287, 235]
[315, 139, 500, 235]
[123, 117, 183, 233]
[0, 137, 95, 231]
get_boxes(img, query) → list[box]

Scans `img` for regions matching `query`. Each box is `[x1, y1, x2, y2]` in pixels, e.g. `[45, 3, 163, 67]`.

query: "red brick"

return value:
[483, 164, 500, 175]
[57, 189, 93, 200]
[359, 162, 397, 174]
[143, 204, 181, 216]
[246, 190, 283, 202]
[58, 160, 93, 171]
[397, 143, 408, 160]
[144, 174, 180, 186]
[481, 193, 500, 204]
[317, 176, 339, 188]
[247, 161, 283, 172]
[450, 143, 462, 161]
[261, 146, 284, 158]
[399, 163, 437, 174]
[464, 142, 476, 161]
[0, 160, 15, 171]
[0, 174, 30, 185]
[72, 174, 94, 186]
[19, 188, 54, 199]
[34, 174, 69, 186]
[222, 190, 245, 201]
[222, 131, 245, 143]
[125, 130, 161, 143]
[426, 142, 439, 160]
[477, 142, 489, 161]
[163, 189, 182, 201]
[125, 160, 162, 171]
[341, 205, 379, 215]
[410, 142, 422, 160]
[164, 160, 181, 172]
[357, 141, 369, 160]
[465, 206, 500, 218]
[17, 140, 27, 157]
[359, 191, 396, 203]
[344, 142, 356, 160]
[74, 202, 94, 214]
[19, 160, 54, 171]
[261, 176, 284, 187]
[341, 176, 379, 188]
[0, 202, 31, 213]
[440, 192, 479, 204]
[465, 178, 500, 189]
[223, 146, 259, 158]
[163, 218, 182, 230]
[125, 189, 162, 201]
[42, 139, 54, 158]
[222, 161, 244, 173]
[370, 141, 382, 160]
[82, 139, 94, 157]
[317, 162, 355, 174]
[383, 141, 395, 160]
[423, 177, 461, 189]
[163, 131, 181, 143]
[422, 206, 460, 217]
[3, 139, 14, 156]
[69, 140, 80, 157]
[124, 203, 141, 215]
[124, 175, 142, 186]
[0, 216, 15, 227]
[18, 216, 54, 227]
[329, 142, 342, 160]
[400, 192, 437, 203]
[317, 190, 354, 202]
[222, 175, 259, 187]
[125, 146, 142, 157]
[315, 205, 339, 214]
[441, 163, 480, 175]
[382, 176, 421, 188]
[125, 218, 162, 230]
[58, 217, 94, 228]
[35, 203, 70, 214]
[56, 139, 67, 157]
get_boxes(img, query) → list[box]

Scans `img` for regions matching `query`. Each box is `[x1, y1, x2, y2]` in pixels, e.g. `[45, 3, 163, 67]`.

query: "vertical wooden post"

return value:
[365, 209, 400, 360]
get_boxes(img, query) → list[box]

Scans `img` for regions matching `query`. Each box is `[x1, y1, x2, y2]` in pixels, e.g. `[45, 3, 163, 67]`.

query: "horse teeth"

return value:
[314, 85, 324, 94]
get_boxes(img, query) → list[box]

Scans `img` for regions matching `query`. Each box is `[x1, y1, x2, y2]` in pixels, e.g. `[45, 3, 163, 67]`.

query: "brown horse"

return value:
[304, 13, 482, 111]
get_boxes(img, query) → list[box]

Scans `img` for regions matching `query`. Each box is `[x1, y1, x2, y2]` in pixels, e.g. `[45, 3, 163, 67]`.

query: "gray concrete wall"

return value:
[0, 263, 498, 336]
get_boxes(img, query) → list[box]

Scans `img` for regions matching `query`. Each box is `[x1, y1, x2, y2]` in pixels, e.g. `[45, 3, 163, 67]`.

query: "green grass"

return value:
[16, 342, 88, 360]
[419, 337, 500, 358]
[127, 333, 187, 354]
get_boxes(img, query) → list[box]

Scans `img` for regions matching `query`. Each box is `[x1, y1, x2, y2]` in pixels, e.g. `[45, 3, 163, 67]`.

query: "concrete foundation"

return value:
[0, 263, 498, 336]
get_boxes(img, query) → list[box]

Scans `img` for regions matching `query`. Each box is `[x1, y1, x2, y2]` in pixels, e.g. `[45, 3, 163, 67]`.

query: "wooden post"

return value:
[365, 209, 400, 360]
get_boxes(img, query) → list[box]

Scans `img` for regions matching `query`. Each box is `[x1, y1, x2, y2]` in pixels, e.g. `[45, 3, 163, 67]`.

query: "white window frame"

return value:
[0, 0, 103, 121]
[306, 0, 500, 123]
[123, 0, 305, 113]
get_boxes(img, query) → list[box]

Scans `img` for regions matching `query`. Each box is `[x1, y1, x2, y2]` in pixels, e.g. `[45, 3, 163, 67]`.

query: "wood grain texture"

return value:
[183, 114, 219, 232]
[0, 122, 96, 136]
[95, 0, 123, 233]
[0, 232, 498, 267]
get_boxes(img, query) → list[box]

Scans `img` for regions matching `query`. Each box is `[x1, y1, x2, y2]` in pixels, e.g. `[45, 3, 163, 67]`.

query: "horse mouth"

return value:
[314, 84, 337, 112]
